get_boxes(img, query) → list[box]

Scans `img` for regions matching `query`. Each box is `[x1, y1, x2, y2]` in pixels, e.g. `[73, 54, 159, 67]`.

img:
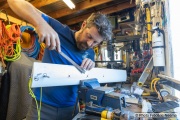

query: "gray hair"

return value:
[86, 12, 112, 41]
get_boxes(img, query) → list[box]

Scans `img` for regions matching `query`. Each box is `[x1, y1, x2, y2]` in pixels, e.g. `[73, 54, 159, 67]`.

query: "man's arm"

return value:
[7, 0, 61, 52]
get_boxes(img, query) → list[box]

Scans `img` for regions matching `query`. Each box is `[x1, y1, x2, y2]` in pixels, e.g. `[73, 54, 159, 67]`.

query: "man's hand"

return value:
[7, 0, 61, 53]
[81, 58, 95, 70]
[36, 22, 61, 52]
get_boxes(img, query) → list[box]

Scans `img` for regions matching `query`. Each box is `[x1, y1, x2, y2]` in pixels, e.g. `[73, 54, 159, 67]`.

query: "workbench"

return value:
[73, 104, 142, 120]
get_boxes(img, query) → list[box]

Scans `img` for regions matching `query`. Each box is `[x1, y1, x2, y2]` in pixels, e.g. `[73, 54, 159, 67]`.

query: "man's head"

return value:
[75, 12, 112, 50]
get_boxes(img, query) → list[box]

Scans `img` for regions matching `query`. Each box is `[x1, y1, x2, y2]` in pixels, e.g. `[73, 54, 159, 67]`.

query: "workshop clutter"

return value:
[0, 15, 21, 68]
[127, 0, 166, 83]
[0, 9, 45, 75]
[78, 79, 128, 119]
[87, 0, 180, 118]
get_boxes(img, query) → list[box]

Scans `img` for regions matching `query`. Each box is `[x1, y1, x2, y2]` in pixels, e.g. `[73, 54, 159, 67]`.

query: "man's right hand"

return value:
[36, 21, 61, 53]
[7, 0, 61, 53]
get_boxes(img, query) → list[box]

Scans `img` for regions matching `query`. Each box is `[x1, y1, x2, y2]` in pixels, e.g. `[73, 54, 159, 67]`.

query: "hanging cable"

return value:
[151, 78, 160, 91]
[20, 25, 40, 59]
[28, 77, 42, 120]
[4, 24, 21, 61]
[0, 20, 21, 67]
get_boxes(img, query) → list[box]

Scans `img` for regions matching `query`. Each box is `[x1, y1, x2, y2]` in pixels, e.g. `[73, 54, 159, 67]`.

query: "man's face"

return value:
[76, 24, 103, 51]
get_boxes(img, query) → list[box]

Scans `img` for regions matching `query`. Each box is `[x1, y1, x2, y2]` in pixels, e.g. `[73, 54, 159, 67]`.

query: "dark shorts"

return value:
[26, 99, 79, 120]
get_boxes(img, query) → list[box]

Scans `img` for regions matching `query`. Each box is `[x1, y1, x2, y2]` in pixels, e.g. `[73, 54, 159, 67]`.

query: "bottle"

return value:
[152, 26, 165, 66]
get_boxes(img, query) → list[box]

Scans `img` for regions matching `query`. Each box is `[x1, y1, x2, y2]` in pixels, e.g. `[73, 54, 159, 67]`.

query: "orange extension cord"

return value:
[0, 20, 21, 67]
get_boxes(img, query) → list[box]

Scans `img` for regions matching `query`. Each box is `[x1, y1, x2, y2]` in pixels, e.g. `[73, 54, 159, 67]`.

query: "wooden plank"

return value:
[31, 62, 127, 88]
[0, 12, 33, 26]
[31, 0, 59, 8]
[63, 2, 136, 25]
[50, 0, 113, 18]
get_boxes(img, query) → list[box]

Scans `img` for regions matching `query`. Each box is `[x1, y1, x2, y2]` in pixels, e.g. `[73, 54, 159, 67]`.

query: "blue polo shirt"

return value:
[33, 14, 94, 107]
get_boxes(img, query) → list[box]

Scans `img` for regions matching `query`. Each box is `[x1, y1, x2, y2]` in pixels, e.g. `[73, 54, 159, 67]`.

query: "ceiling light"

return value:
[63, 0, 75, 9]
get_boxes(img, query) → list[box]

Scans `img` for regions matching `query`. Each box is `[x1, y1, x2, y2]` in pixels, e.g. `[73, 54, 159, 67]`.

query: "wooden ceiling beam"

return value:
[0, 12, 33, 26]
[31, 0, 59, 8]
[0, 9, 20, 22]
[62, 1, 135, 25]
[50, 0, 113, 19]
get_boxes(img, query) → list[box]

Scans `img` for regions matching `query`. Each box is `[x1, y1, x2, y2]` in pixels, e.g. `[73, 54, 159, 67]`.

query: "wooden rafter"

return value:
[0, 12, 33, 26]
[62, 1, 135, 25]
[31, 0, 59, 8]
[49, 0, 113, 18]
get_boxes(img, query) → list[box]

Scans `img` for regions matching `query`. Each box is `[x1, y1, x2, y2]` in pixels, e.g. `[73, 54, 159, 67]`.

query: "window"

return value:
[169, 1, 180, 98]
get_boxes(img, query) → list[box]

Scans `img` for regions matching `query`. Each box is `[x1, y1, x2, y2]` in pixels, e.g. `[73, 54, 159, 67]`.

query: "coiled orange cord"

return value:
[0, 20, 21, 67]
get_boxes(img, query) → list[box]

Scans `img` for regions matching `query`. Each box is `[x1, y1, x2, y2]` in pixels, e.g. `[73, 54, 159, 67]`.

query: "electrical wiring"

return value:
[154, 79, 164, 101]
[20, 26, 40, 59]
[28, 77, 42, 120]
[151, 78, 160, 91]
[0, 20, 21, 67]
[154, 80, 161, 100]
[4, 24, 21, 61]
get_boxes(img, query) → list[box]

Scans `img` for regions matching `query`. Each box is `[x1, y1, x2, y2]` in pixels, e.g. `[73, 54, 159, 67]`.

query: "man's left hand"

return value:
[81, 58, 95, 70]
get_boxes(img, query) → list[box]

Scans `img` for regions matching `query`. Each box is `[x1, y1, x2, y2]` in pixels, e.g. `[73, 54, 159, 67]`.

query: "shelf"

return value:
[114, 35, 141, 42]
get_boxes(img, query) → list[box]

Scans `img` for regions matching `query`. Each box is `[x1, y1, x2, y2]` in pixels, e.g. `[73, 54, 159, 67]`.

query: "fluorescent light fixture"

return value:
[63, 0, 75, 9]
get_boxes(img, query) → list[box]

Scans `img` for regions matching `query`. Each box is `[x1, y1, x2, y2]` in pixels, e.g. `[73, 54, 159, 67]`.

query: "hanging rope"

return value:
[0, 9, 21, 67]
[0, 20, 21, 67]
[0, 9, 45, 68]
[4, 24, 21, 61]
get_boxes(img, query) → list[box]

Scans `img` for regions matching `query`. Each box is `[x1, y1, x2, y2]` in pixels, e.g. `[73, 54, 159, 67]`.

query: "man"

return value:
[8, 0, 112, 120]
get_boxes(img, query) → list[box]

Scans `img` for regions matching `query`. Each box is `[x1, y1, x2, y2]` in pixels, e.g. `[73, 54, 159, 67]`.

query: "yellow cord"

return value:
[4, 38, 21, 61]
[3, 25, 21, 62]
[151, 78, 160, 91]
[40, 43, 46, 49]
[153, 79, 162, 100]
[28, 77, 42, 120]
